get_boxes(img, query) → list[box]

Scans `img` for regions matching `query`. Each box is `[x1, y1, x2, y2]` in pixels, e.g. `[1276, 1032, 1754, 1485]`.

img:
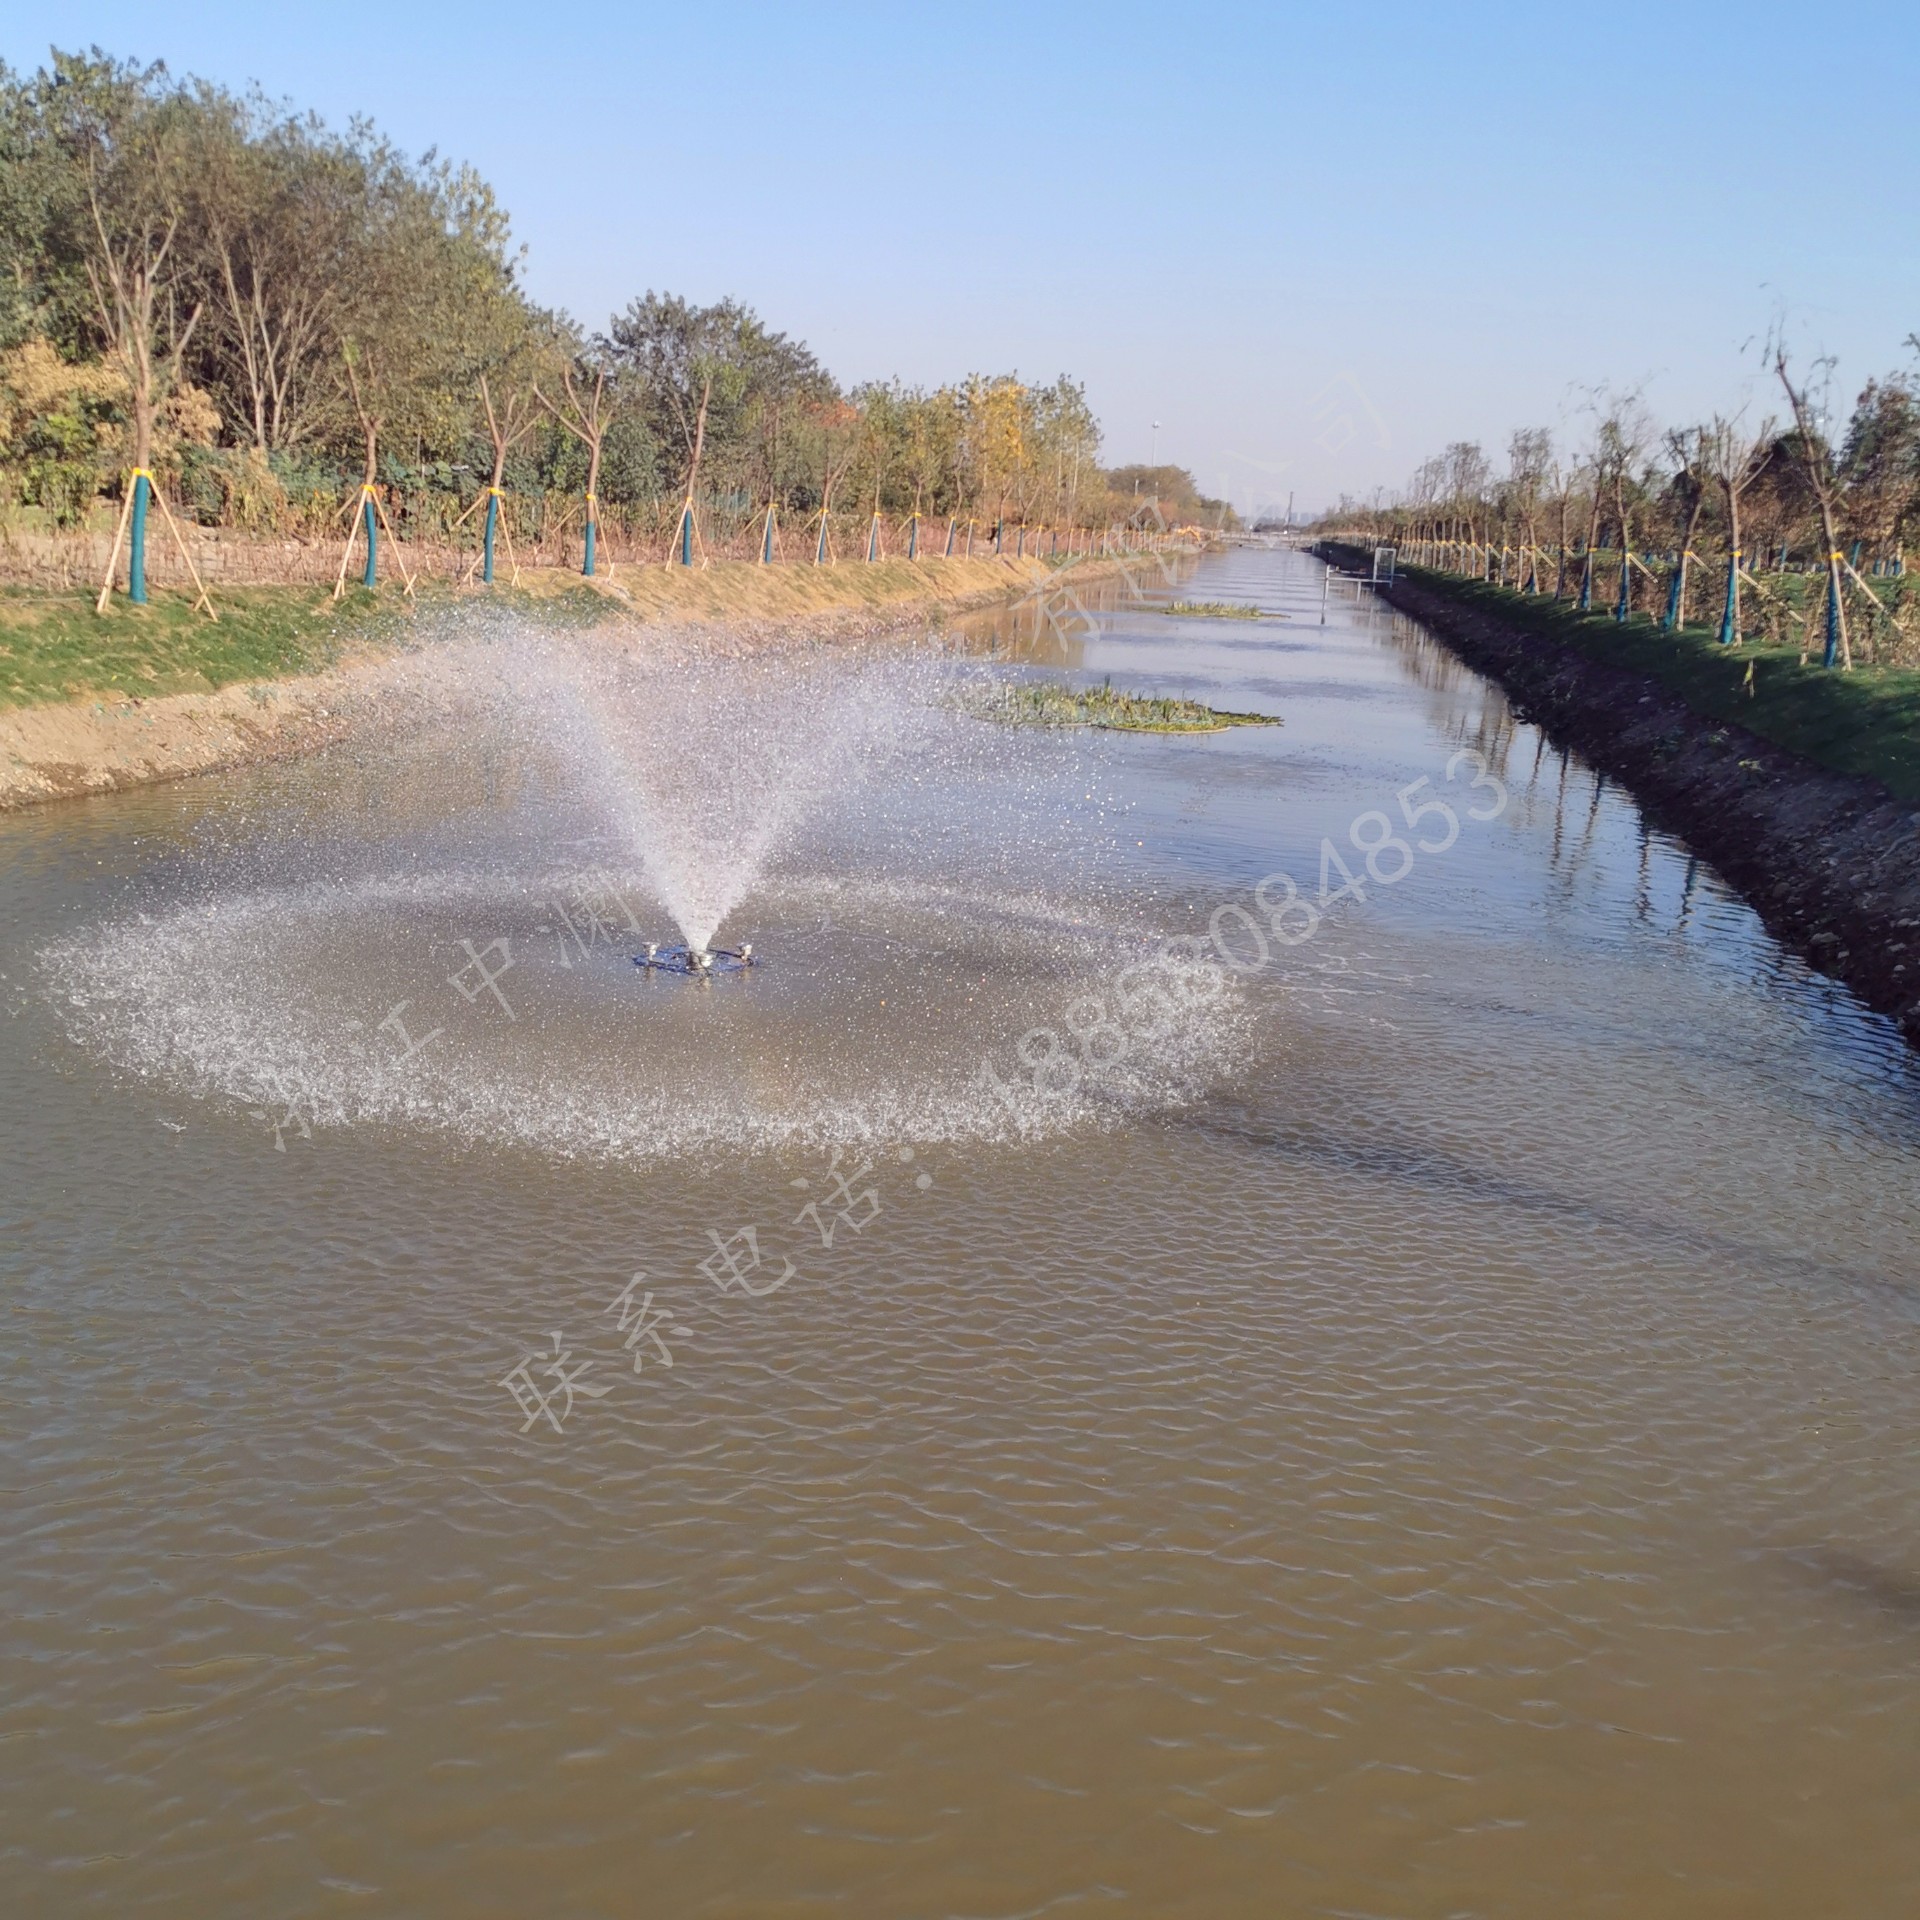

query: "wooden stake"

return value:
[1841, 553, 1891, 611]
[497, 503, 522, 586]
[370, 488, 416, 595]
[332, 487, 369, 602]
[95, 483, 137, 614]
[149, 484, 218, 619]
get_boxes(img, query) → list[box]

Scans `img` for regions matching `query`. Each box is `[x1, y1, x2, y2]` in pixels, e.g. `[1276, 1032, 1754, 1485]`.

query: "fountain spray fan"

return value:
[634, 942, 755, 977]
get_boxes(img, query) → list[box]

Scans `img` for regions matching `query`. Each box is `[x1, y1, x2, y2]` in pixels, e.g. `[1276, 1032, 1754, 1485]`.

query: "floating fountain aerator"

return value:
[634, 940, 756, 978]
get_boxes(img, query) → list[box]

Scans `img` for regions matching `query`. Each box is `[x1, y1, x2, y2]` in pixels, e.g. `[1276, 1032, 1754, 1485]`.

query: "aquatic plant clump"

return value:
[1164, 600, 1267, 620]
[953, 677, 1279, 733]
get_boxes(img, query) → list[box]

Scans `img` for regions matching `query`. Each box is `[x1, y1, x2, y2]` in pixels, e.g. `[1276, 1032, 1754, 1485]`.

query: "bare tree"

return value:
[61, 63, 203, 488]
[469, 368, 541, 581]
[1701, 411, 1775, 646]
[1593, 394, 1654, 619]
[536, 353, 615, 574]
[806, 399, 862, 563]
[331, 347, 413, 598]
[1506, 427, 1553, 591]
[1661, 426, 1711, 628]
[1576, 451, 1605, 610]
[185, 92, 358, 452]
[1774, 347, 1852, 667]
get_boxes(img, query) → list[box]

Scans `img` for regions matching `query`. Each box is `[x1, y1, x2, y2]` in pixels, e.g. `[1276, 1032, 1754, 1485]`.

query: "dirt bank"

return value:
[0, 552, 1134, 812]
[1320, 544, 1920, 1045]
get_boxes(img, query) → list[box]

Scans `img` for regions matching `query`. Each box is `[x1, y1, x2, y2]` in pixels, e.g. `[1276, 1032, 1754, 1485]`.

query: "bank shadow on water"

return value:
[1342, 555, 1920, 1053]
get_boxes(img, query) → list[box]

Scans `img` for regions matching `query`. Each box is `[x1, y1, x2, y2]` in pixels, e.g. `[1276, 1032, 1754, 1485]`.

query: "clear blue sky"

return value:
[11, 1, 1917, 516]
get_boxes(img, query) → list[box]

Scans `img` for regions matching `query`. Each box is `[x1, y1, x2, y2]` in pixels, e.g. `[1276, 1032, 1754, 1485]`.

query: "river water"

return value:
[5, 546, 1919, 1917]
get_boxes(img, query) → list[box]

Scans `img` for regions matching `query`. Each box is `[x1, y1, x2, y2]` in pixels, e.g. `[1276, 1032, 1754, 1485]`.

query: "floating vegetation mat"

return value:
[1163, 600, 1269, 620]
[953, 678, 1279, 734]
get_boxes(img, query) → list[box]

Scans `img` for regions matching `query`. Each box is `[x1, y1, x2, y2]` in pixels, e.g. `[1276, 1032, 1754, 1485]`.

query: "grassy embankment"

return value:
[0, 554, 1081, 712]
[1397, 568, 1920, 803]
[0, 583, 400, 710]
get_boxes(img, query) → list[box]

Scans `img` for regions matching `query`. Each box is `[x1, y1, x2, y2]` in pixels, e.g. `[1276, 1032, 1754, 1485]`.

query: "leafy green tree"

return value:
[1028, 375, 1098, 525]
[604, 292, 831, 511]
[335, 151, 535, 496]
[899, 386, 960, 520]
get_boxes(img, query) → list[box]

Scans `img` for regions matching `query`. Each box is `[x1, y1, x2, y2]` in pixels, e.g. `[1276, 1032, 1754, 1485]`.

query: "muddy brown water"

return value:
[5, 547, 1920, 1917]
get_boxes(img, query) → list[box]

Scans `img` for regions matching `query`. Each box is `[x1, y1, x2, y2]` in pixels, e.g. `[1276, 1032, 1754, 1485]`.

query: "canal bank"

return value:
[1319, 541, 1920, 1047]
[0, 551, 1173, 812]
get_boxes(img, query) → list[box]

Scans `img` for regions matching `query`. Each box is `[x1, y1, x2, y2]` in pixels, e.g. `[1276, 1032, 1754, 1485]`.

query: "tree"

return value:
[0, 333, 124, 523]
[1840, 374, 1919, 561]
[333, 152, 531, 503]
[181, 88, 367, 453]
[1505, 427, 1553, 590]
[898, 386, 959, 526]
[851, 379, 905, 536]
[604, 292, 830, 545]
[536, 345, 616, 574]
[959, 374, 1028, 533]
[1775, 347, 1853, 668]
[1027, 375, 1099, 529]
[1101, 463, 1233, 529]
[472, 369, 537, 580]
[0, 45, 1128, 570]
[0, 60, 66, 350]
[42, 54, 202, 485]
[791, 395, 862, 561]
[1589, 394, 1654, 619]
[1701, 412, 1775, 645]
[1661, 426, 1711, 628]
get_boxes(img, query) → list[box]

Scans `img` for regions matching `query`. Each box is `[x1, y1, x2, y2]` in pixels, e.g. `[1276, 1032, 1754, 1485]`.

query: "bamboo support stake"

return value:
[460, 498, 488, 585]
[371, 489, 416, 595]
[149, 483, 217, 618]
[343, 484, 415, 598]
[1835, 559, 1892, 661]
[332, 486, 372, 601]
[95, 482, 138, 614]
[464, 487, 511, 586]
[1841, 553, 1892, 612]
[494, 491, 523, 586]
